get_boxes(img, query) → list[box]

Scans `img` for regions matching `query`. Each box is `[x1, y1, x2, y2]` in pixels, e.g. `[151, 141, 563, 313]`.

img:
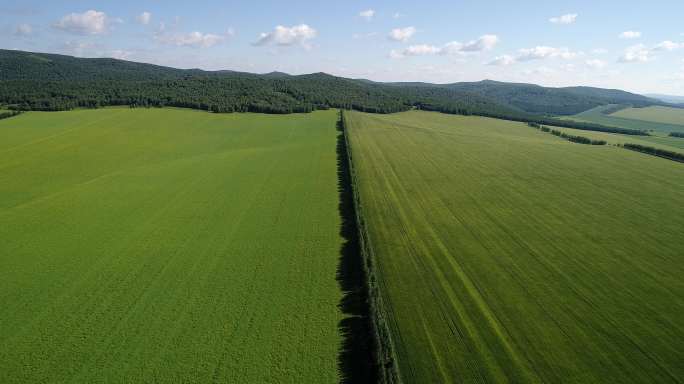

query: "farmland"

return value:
[565, 105, 684, 134]
[547, 125, 684, 152]
[0, 108, 347, 383]
[612, 105, 684, 126]
[344, 110, 684, 383]
[559, 105, 684, 153]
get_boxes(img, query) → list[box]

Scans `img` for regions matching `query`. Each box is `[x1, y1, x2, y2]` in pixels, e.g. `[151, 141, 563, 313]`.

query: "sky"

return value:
[2, 0, 684, 95]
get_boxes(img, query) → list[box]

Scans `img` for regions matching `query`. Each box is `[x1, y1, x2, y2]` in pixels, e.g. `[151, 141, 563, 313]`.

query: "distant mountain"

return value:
[645, 93, 684, 104]
[441, 80, 660, 115]
[261, 71, 292, 78]
[0, 49, 669, 120]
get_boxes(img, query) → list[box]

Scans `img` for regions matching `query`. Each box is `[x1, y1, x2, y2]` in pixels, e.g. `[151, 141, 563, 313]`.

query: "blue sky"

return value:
[2, 0, 684, 94]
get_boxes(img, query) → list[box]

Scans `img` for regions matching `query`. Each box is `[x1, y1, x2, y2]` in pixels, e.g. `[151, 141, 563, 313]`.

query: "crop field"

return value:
[0, 108, 345, 383]
[565, 105, 684, 134]
[548, 125, 684, 152]
[612, 105, 684, 126]
[345, 110, 684, 383]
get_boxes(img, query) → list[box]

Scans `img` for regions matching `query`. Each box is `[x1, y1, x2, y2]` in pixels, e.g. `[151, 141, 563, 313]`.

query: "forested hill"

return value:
[0, 49, 667, 119]
[442, 80, 661, 115]
[1, 49, 511, 114]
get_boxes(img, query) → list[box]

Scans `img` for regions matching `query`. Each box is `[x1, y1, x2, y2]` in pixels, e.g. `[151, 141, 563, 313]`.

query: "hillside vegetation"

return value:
[344, 110, 684, 383]
[0, 49, 666, 122]
[443, 80, 660, 115]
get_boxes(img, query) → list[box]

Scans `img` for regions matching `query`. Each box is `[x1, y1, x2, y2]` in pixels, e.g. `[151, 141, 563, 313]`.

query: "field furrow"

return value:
[345, 110, 684, 383]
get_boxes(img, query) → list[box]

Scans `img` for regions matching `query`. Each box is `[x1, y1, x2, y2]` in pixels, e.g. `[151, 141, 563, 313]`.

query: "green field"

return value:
[565, 105, 684, 134]
[558, 105, 684, 153]
[548, 126, 684, 152]
[345, 110, 684, 383]
[612, 105, 684, 127]
[0, 108, 345, 383]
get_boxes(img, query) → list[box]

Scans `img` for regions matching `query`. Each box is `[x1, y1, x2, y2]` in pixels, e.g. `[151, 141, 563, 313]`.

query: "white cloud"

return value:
[517, 46, 578, 61]
[549, 13, 577, 25]
[390, 44, 440, 58]
[137, 11, 151, 25]
[487, 55, 516, 66]
[388, 26, 416, 42]
[389, 34, 499, 59]
[618, 44, 651, 63]
[14, 23, 32, 36]
[359, 9, 375, 21]
[393, 12, 404, 19]
[592, 48, 608, 54]
[619, 31, 641, 39]
[460, 34, 499, 51]
[157, 31, 225, 48]
[585, 59, 607, 69]
[439, 41, 464, 55]
[254, 24, 317, 47]
[653, 40, 682, 51]
[53, 10, 110, 35]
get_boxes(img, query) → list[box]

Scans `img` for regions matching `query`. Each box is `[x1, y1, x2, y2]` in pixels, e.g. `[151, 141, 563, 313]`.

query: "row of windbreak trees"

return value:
[527, 123, 607, 145]
[622, 143, 684, 163]
[339, 111, 402, 384]
[669, 132, 684, 138]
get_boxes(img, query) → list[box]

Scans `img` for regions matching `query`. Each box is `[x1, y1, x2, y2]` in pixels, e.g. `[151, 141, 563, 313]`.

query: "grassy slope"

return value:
[0, 108, 344, 383]
[566, 105, 684, 134]
[612, 106, 684, 127]
[345, 110, 684, 383]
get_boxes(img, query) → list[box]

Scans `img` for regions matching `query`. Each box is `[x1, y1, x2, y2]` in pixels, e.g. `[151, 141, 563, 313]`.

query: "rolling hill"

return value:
[0, 49, 669, 118]
[443, 80, 661, 115]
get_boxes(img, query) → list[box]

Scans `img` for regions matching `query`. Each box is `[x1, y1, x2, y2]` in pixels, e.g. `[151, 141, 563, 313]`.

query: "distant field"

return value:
[549, 125, 684, 152]
[565, 105, 684, 134]
[0, 108, 344, 383]
[612, 105, 684, 127]
[345, 110, 684, 383]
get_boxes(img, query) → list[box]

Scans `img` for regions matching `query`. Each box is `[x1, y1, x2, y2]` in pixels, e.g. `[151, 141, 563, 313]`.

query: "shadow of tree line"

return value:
[336, 114, 380, 383]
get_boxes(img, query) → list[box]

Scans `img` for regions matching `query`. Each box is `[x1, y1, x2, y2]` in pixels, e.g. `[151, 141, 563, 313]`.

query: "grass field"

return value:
[0, 108, 346, 383]
[612, 105, 684, 127]
[560, 104, 684, 153]
[345, 110, 684, 383]
[548, 125, 684, 152]
[565, 105, 684, 134]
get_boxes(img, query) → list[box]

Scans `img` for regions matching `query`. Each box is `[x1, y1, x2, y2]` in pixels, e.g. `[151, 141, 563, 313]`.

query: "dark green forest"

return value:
[0, 49, 669, 135]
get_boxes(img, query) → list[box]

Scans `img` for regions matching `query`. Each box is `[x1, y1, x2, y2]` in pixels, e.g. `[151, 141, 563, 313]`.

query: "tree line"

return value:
[0, 50, 657, 135]
[0, 110, 22, 120]
[669, 132, 684, 138]
[622, 143, 684, 163]
[527, 123, 607, 145]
